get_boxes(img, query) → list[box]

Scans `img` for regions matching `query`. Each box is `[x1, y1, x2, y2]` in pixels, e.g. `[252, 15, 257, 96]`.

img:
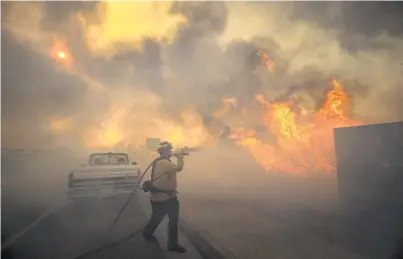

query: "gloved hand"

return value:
[173, 153, 184, 159]
[172, 148, 188, 158]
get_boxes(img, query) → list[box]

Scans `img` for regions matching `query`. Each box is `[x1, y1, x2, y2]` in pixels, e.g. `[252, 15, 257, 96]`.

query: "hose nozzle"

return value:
[172, 146, 200, 157]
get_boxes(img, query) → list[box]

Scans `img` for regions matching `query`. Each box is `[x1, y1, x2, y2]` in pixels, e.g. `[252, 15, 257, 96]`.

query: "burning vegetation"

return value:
[43, 41, 363, 177]
[227, 78, 362, 177]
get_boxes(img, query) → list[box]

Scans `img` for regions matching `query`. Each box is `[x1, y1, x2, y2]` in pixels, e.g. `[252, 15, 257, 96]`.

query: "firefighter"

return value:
[142, 141, 186, 253]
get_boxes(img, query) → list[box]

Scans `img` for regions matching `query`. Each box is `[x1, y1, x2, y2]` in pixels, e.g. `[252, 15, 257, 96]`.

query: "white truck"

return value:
[67, 152, 141, 200]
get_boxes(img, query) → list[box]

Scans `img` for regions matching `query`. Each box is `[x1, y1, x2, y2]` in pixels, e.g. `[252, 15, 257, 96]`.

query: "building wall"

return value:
[334, 121, 403, 258]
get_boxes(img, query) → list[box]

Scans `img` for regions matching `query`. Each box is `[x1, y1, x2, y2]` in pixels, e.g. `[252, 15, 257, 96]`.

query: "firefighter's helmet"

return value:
[157, 141, 173, 152]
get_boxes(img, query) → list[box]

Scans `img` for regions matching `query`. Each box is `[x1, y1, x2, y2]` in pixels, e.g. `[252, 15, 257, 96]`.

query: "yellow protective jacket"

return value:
[150, 157, 184, 202]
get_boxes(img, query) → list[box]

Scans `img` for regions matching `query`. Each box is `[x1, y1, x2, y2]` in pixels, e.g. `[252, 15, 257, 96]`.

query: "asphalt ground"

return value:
[178, 180, 403, 259]
[2, 150, 402, 259]
[2, 195, 165, 259]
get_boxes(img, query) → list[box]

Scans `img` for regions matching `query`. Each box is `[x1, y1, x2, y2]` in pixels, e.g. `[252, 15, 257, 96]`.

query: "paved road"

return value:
[3, 150, 402, 259]
[178, 179, 403, 259]
[2, 195, 165, 259]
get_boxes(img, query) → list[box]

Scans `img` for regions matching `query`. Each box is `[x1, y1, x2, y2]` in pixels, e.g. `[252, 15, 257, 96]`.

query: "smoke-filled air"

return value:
[2, 1, 403, 178]
[2, 3, 403, 259]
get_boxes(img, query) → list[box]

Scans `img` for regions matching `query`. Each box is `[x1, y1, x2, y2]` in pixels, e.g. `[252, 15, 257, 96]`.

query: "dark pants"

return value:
[142, 197, 179, 247]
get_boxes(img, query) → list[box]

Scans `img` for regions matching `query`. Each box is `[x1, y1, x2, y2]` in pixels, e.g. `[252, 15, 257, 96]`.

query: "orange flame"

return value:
[213, 97, 237, 119]
[257, 48, 274, 72]
[230, 79, 362, 177]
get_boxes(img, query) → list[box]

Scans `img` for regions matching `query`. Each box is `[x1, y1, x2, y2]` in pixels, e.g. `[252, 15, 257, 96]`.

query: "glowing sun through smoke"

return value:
[50, 39, 73, 66]
[57, 51, 66, 59]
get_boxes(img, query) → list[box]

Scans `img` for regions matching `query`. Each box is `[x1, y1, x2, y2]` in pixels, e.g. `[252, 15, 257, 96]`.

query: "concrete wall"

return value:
[334, 121, 403, 258]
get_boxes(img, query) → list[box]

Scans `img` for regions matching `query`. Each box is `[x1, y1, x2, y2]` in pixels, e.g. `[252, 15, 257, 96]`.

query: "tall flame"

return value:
[320, 78, 349, 118]
[257, 48, 274, 72]
[229, 79, 362, 177]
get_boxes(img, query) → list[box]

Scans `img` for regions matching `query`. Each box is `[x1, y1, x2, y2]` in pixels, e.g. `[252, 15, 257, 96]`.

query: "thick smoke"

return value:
[2, 2, 403, 150]
[2, 3, 403, 258]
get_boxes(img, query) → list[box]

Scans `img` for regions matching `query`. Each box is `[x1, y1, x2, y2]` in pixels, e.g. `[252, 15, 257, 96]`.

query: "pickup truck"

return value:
[67, 152, 141, 200]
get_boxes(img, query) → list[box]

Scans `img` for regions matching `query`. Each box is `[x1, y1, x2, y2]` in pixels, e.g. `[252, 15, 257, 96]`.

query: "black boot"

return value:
[167, 244, 186, 253]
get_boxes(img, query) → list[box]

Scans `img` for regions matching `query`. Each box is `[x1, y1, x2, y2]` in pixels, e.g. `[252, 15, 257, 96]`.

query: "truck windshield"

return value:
[89, 154, 129, 165]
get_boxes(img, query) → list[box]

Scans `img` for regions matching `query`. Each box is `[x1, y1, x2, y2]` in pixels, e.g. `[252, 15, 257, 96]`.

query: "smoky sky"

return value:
[290, 2, 403, 52]
[1, 26, 89, 148]
[1, 2, 403, 149]
[291, 2, 403, 36]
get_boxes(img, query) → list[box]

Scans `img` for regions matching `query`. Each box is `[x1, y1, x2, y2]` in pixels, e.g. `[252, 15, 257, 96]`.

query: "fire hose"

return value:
[73, 150, 190, 259]
[110, 158, 156, 227]
[111, 149, 190, 227]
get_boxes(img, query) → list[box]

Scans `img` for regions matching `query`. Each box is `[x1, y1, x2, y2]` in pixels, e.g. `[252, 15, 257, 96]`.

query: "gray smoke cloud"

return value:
[2, 4, 403, 258]
[2, 2, 403, 150]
